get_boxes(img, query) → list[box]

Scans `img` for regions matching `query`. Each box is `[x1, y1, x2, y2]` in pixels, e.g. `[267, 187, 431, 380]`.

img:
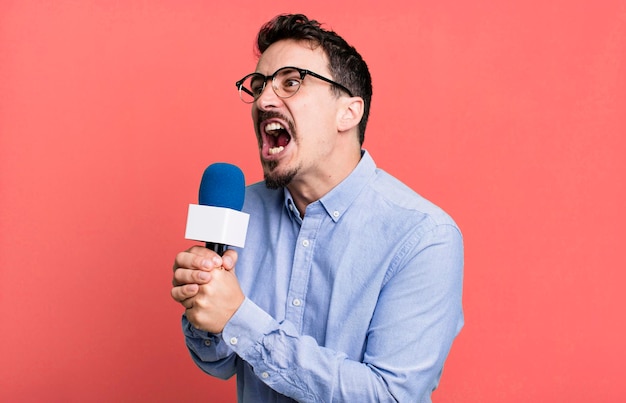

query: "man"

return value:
[171, 13, 463, 402]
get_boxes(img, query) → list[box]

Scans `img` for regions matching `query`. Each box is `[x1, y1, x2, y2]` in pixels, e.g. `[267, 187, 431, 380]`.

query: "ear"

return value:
[337, 97, 364, 133]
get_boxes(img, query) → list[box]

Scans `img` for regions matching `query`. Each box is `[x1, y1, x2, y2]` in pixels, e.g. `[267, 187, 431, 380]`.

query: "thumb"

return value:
[221, 250, 238, 271]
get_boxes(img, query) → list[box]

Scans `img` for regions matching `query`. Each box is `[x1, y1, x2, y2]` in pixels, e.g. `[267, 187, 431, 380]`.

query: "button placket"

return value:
[285, 206, 323, 332]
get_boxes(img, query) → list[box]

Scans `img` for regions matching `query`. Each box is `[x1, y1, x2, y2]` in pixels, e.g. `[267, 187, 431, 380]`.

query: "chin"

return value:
[264, 166, 298, 189]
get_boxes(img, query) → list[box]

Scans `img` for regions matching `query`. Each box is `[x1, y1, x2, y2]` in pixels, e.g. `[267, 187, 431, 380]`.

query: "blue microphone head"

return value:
[198, 163, 245, 211]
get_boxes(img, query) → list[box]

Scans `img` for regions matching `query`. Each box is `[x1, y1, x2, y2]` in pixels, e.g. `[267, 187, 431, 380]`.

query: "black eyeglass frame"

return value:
[235, 66, 354, 103]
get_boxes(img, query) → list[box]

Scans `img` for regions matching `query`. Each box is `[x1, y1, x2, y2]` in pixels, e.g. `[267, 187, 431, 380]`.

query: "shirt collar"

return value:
[282, 150, 377, 223]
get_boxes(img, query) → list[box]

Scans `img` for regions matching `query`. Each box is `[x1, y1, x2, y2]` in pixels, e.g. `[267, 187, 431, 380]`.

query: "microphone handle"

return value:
[206, 242, 226, 256]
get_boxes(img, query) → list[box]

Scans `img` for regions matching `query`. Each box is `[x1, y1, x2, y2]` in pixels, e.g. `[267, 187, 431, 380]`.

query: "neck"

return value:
[287, 148, 361, 217]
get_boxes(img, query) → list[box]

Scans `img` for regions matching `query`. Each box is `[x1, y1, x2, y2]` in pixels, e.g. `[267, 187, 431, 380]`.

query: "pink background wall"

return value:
[1, 1, 624, 401]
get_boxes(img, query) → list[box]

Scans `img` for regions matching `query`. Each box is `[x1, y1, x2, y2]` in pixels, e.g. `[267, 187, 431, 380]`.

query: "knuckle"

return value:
[189, 245, 211, 256]
[170, 287, 182, 302]
[173, 251, 187, 270]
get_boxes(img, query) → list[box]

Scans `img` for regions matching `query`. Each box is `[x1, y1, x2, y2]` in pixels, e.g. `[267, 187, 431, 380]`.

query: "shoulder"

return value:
[368, 168, 460, 232]
[242, 181, 283, 214]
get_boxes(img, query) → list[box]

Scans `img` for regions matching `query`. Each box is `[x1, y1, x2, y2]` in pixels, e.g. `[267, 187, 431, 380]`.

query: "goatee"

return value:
[264, 165, 298, 189]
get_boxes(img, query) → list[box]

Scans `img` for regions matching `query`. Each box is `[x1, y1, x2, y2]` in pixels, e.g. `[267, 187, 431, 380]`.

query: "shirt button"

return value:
[204, 339, 212, 347]
[261, 372, 269, 379]
[302, 239, 310, 247]
[333, 210, 340, 218]
[292, 298, 301, 307]
[229, 337, 238, 345]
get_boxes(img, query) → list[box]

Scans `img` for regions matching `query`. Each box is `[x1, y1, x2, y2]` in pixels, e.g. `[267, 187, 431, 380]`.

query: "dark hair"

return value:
[256, 14, 372, 145]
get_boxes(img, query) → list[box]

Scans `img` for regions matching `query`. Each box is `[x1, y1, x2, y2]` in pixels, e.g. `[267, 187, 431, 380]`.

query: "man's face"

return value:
[251, 39, 344, 189]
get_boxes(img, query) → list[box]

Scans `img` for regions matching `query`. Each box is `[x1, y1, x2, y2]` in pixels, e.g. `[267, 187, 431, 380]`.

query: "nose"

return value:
[255, 81, 283, 110]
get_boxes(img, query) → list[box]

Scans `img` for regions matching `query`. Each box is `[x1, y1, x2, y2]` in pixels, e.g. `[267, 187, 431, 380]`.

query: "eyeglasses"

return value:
[235, 66, 353, 104]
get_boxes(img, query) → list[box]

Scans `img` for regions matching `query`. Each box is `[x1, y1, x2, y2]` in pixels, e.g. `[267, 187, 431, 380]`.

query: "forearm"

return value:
[222, 298, 398, 402]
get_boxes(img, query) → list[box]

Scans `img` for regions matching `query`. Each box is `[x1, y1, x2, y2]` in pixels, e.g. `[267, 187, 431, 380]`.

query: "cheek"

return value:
[294, 103, 334, 130]
[250, 108, 262, 143]
[251, 106, 258, 122]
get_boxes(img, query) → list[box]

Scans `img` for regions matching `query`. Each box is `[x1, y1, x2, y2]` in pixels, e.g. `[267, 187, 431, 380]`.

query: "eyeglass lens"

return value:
[239, 68, 302, 103]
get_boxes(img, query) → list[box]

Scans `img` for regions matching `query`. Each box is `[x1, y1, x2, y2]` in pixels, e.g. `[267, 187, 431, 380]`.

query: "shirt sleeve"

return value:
[217, 223, 464, 402]
[182, 314, 238, 380]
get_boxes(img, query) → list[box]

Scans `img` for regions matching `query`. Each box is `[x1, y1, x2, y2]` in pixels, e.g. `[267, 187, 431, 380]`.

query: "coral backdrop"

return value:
[1, 1, 624, 402]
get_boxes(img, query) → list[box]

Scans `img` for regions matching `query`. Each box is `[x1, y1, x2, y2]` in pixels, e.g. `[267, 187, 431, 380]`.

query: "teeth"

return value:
[265, 122, 285, 134]
[269, 146, 284, 155]
[265, 121, 288, 155]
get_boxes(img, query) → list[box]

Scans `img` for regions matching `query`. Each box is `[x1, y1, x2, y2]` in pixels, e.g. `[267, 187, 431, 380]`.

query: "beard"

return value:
[263, 162, 298, 189]
[256, 110, 299, 189]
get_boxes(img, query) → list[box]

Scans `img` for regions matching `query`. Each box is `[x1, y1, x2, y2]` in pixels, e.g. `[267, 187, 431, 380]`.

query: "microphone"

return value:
[185, 163, 249, 255]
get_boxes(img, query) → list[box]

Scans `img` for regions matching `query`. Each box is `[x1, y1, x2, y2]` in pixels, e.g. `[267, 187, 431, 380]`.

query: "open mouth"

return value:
[264, 121, 292, 155]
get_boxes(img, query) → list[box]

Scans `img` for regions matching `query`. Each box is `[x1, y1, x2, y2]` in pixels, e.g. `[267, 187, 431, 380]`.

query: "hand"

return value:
[171, 246, 225, 298]
[170, 246, 242, 333]
[184, 266, 245, 333]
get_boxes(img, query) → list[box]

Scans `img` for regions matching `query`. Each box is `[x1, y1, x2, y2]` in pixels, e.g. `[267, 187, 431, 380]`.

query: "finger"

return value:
[172, 267, 212, 287]
[171, 283, 199, 303]
[181, 296, 195, 310]
[221, 249, 238, 271]
[173, 247, 223, 272]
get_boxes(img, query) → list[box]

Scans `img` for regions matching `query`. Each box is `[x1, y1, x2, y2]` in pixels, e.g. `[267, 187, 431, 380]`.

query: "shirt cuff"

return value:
[183, 314, 234, 363]
[183, 313, 222, 339]
[221, 297, 278, 357]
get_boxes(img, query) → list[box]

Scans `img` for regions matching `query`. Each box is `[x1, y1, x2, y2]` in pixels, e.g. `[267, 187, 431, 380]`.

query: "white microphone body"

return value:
[185, 204, 249, 248]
